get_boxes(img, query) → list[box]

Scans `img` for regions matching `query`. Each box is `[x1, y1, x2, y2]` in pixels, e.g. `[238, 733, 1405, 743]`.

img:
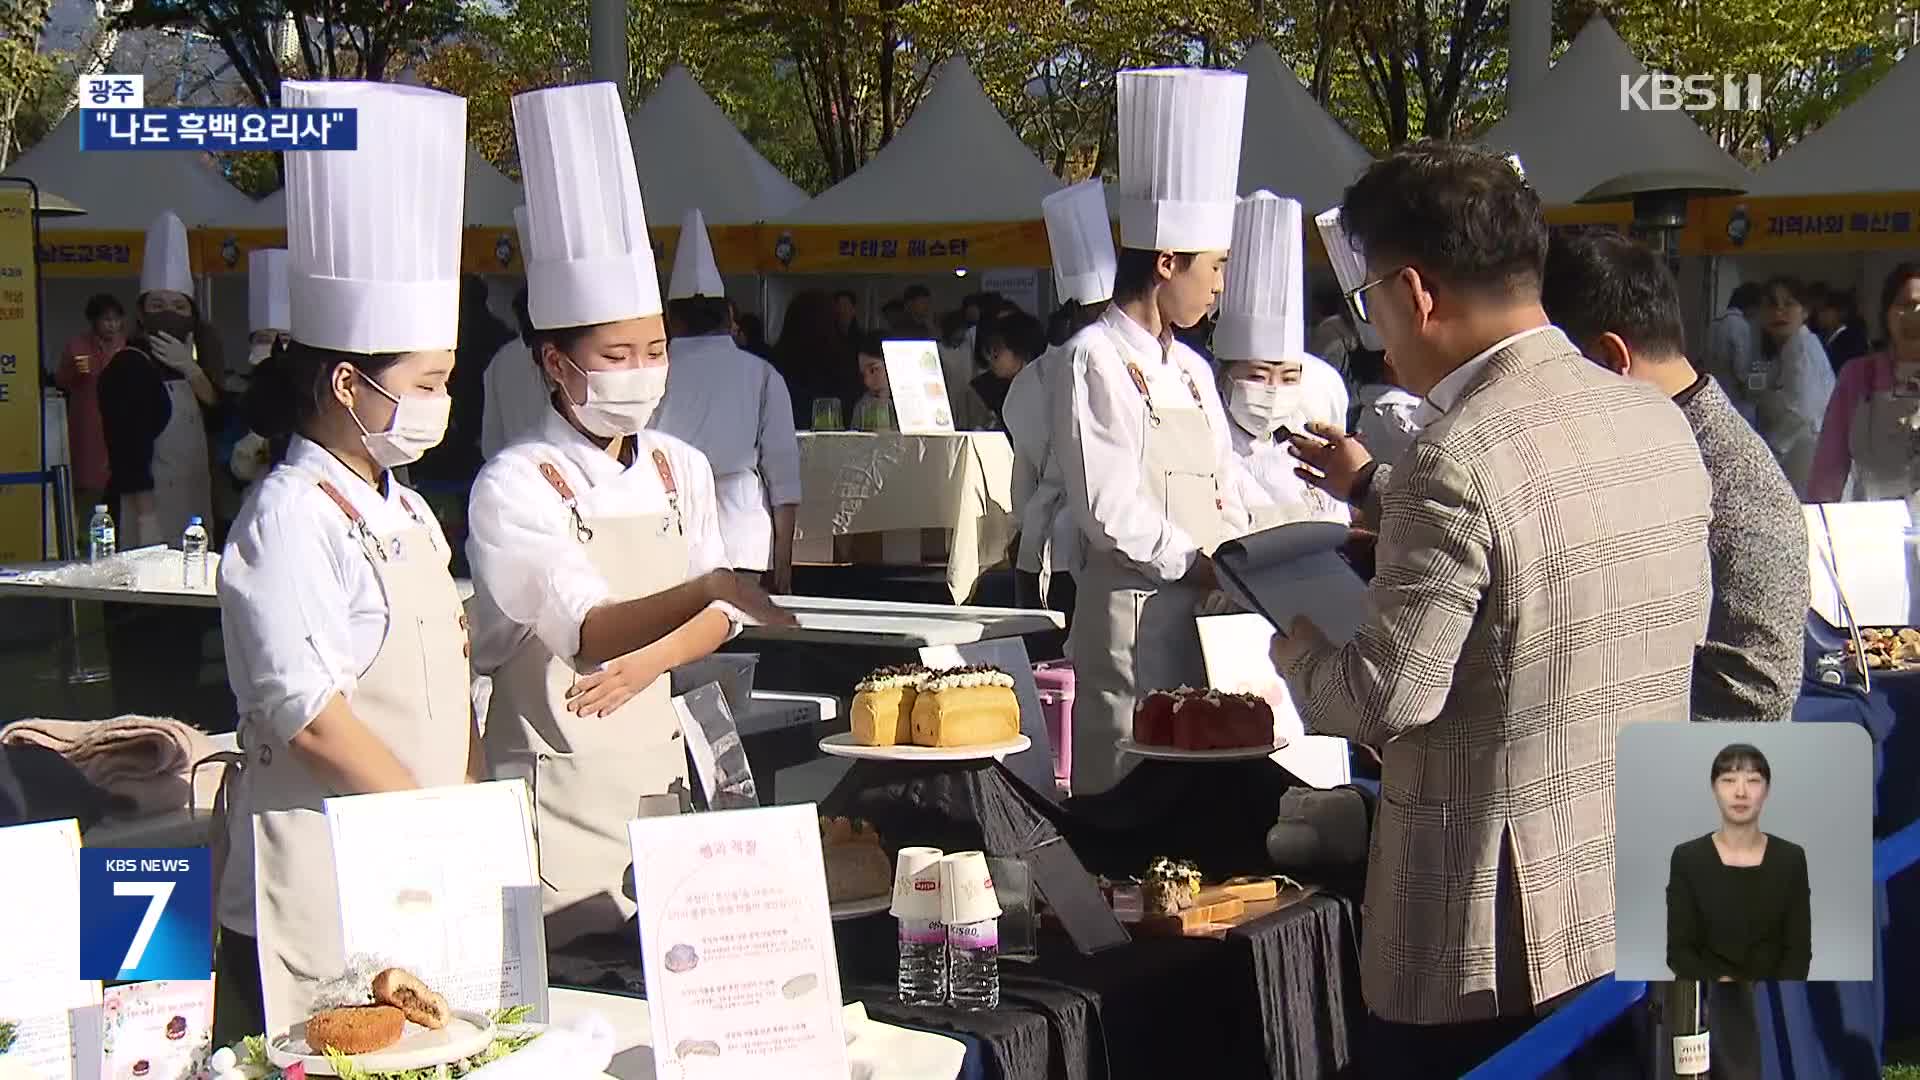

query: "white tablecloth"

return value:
[548, 986, 965, 1080]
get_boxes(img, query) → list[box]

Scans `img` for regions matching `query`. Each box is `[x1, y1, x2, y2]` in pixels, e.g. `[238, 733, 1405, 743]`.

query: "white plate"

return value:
[830, 893, 893, 920]
[818, 732, 1032, 761]
[1116, 737, 1288, 761]
[269, 1011, 496, 1075]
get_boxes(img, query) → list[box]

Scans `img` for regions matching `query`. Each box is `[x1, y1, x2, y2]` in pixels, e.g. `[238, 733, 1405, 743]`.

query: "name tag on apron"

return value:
[1143, 371, 1187, 413]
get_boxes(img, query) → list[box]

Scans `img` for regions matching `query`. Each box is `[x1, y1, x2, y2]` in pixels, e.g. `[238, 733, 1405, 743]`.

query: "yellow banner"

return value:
[1683, 193, 1920, 255]
[652, 225, 767, 277]
[35, 228, 144, 279]
[0, 183, 45, 560]
[757, 220, 1051, 274]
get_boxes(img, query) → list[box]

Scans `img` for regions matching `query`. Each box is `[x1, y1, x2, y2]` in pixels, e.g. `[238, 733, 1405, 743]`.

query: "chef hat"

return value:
[1115, 68, 1247, 253]
[1311, 207, 1385, 351]
[1042, 179, 1116, 305]
[247, 249, 291, 333]
[282, 81, 466, 353]
[513, 82, 659, 330]
[1214, 192, 1304, 363]
[139, 211, 192, 297]
[667, 208, 724, 301]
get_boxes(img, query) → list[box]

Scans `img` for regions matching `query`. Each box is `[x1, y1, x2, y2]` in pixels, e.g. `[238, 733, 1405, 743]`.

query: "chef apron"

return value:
[1067, 353, 1232, 796]
[124, 353, 213, 548]
[484, 449, 691, 949]
[1848, 368, 1920, 502]
[213, 474, 471, 1035]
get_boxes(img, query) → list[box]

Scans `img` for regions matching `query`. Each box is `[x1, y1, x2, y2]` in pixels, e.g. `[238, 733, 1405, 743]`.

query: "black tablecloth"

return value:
[1062, 758, 1299, 879]
[550, 890, 1362, 1080]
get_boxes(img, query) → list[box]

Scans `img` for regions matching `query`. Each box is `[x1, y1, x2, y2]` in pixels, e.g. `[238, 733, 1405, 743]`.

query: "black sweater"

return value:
[96, 342, 176, 496]
[1666, 832, 1813, 981]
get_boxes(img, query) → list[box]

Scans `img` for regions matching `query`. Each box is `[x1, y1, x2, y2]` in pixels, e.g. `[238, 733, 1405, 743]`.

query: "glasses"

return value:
[1345, 265, 1408, 325]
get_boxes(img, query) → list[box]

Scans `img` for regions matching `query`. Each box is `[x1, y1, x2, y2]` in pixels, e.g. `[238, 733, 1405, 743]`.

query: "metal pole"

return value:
[590, 0, 626, 106]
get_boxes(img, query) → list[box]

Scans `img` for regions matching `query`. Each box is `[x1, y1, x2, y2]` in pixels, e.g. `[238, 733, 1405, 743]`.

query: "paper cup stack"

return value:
[890, 846, 946, 921]
[937, 851, 1001, 926]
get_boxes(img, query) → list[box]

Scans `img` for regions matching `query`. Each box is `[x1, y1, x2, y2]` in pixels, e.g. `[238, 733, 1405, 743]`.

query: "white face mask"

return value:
[351, 370, 451, 470]
[563, 356, 669, 437]
[1228, 379, 1305, 437]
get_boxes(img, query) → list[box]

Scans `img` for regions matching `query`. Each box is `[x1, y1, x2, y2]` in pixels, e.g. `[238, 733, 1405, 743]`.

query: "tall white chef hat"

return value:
[1115, 68, 1247, 253]
[1042, 179, 1116, 306]
[282, 81, 466, 353]
[667, 208, 724, 301]
[513, 82, 659, 330]
[1312, 207, 1385, 351]
[1214, 192, 1304, 363]
[247, 248, 291, 333]
[139, 211, 192, 297]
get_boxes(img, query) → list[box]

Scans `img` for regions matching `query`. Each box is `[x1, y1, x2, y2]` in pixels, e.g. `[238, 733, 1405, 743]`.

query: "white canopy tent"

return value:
[5, 110, 256, 228]
[1751, 50, 1920, 196]
[1236, 42, 1373, 215]
[1476, 17, 1751, 206]
[629, 66, 807, 225]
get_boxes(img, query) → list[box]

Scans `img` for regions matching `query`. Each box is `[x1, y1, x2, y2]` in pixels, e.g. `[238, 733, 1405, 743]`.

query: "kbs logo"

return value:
[79, 848, 214, 981]
[1619, 73, 1764, 111]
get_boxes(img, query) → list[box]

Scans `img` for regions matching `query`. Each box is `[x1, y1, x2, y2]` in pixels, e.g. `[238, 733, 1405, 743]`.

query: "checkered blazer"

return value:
[1279, 327, 1713, 1025]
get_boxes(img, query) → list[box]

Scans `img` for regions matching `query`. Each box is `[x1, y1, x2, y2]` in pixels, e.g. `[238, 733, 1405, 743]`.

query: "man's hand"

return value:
[709, 569, 799, 628]
[148, 332, 196, 375]
[567, 654, 663, 718]
[1270, 615, 1330, 671]
[1287, 422, 1374, 504]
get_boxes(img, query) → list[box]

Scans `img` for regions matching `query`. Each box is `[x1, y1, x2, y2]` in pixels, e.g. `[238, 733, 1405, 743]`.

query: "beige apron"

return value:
[124, 355, 213, 548]
[1848, 373, 1920, 501]
[215, 474, 471, 1035]
[485, 449, 692, 949]
[1067, 352, 1232, 796]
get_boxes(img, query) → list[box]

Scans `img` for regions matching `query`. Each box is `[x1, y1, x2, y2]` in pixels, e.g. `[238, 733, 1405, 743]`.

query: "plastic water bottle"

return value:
[87, 505, 115, 561]
[946, 919, 1000, 1009]
[896, 918, 947, 1005]
[182, 516, 209, 588]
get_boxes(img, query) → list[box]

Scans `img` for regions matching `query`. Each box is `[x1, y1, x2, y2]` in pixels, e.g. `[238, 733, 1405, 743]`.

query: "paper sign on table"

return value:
[1197, 613, 1352, 788]
[628, 804, 848, 1079]
[0, 820, 101, 1080]
[325, 781, 547, 1020]
[880, 340, 957, 434]
[1212, 520, 1370, 644]
[74, 981, 214, 1080]
[1806, 500, 1916, 628]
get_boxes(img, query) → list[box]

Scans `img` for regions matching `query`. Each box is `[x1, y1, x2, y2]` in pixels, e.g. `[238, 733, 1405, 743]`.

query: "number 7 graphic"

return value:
[114, 881, 175, 972]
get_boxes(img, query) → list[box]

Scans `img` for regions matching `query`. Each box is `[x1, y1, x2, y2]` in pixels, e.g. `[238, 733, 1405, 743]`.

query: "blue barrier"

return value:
[1460, 818, 1920, 1079]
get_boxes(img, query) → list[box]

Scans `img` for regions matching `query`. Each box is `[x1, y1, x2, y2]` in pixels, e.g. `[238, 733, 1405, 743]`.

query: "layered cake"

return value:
[1133, 687, 1274, 750]
[820, 816, 892, 903]
[908, 666, 1020, 747]
[850, 666, 931, 746]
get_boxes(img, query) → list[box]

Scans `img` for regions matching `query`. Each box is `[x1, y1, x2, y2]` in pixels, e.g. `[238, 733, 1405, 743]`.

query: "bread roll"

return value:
[371, 968, 451, 1030]
[305, 1005, 405, 1055]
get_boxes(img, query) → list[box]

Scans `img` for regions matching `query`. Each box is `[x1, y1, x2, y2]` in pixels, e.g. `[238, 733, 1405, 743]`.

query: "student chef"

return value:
[230, 248, 292, 486]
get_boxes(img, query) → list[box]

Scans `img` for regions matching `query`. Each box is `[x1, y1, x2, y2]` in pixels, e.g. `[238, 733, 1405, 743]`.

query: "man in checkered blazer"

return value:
[1277, 143, 1713, 1074]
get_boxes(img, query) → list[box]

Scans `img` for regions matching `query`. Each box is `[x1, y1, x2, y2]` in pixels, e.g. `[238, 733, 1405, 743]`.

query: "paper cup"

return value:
[938, 850, 1001, 925]
[890, 846, 945, 919]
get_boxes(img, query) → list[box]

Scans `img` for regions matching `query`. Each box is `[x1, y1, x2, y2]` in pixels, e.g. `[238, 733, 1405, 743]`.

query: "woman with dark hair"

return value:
[1741, 275, 1835, 494]
[965, 311, 1046, 430]
[55, 290, 127, 523]
[213, 80, 477, 1038]
[771, 288, 856, 427]
[1666, 743, 1812, 981]
[1810, 262, 1920, 502]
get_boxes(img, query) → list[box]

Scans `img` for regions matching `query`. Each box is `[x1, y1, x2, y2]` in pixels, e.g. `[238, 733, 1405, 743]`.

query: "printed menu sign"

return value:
[325, 782, 546, 1019]
[880, 340, 957, 434]
[628, 805, 848, 1079]
[77, 981, 214, 1080]
[1197, 613, 1352, 788]
[0, 820, 100, 1080]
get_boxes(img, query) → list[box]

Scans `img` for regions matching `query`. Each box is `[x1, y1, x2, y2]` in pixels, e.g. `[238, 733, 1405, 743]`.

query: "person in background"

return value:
[734, 311, 771, 357]
[1347, 347, 1422, 465]
[832, 288, 862, 340]
[1809, 262, 1920, 502]
[936, 308, 977, 407]
[228, 249, 293, 490]
[964, 310, 1045, 430]
[1709, 282, 1767, 424]
[1748, 276, 1836, 496]
[771, 289, 856, 428]
[1212, 191, 1350, 530]
[1813, 285, 1870, 373]
[850, 333, 898, 433]
[55, 291, 127, 525]
[468, 82, 793, 951]
[1542, 231, 1806, 724]
[1280, 143, 1711, 1072]
[1308, 279, 1359, 382]
[880, 298, 910, 335]
[903, 284, 937, 338]
[1057, 68, 1251, 796]
[418, 273, 512, 487]
[654, 208, 802, 592]
[1006, 178, 1115, 620]
[98, 210, 218, 549]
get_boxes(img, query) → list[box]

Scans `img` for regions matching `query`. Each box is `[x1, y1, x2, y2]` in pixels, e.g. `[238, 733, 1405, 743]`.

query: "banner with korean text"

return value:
[0, 181, 46, 560]
[759, 220, 1052, 274]
[1683, 193, 1920, 256]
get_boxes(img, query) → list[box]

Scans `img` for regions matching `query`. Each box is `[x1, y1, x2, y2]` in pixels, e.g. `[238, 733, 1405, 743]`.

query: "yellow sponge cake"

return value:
[910, 666, 1020, 747]
[850, 666, 929, 746]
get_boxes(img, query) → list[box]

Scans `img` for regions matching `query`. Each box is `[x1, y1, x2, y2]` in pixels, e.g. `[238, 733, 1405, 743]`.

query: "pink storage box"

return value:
[1033, 660, 1075, 790]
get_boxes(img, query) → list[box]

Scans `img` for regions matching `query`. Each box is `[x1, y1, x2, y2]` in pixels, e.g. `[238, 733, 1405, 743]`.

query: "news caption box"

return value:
[78, 108, 357, 151]
[78, 848, 214, 982]
[79, 74, 144, 110]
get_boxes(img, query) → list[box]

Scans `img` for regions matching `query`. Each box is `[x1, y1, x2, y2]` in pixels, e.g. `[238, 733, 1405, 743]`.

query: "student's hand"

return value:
[148, 332, 196, 375]
[567, 654, 662, 718]
[1287, 422, 1374, 503]
[710, 569, 799, 628]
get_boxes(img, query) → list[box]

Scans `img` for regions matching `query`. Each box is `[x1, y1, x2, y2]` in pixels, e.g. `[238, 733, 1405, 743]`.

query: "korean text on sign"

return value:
[80, 74, 144, 109]
[78, 108, 359, 151]
[1766, 210, 1915, 237]
[836, 237, 974, 259]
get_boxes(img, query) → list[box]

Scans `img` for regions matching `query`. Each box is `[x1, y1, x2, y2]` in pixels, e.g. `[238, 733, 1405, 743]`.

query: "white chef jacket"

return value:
[1353, 384, 1423, 464]
[1226, 356, 1351, 524]
[218, 435, 453, 745]
[1055, 306, 1251, 585]
[481, 338, 548, 459]
[649, 333, 802, 571]
[1004, 348, 1063, 574]
[466, 405, 733, 675]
